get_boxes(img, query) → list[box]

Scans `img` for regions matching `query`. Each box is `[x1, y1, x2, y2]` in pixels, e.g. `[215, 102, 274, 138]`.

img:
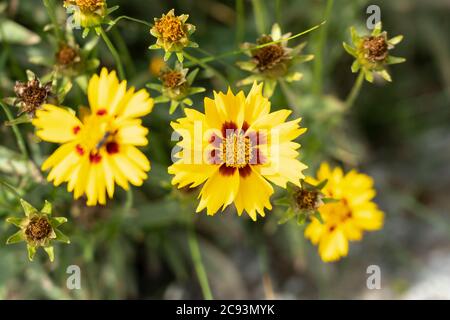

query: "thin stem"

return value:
[0, 177, 22, 198]
[99, 28, 125, 80]
[43, 0, 63, 41]
[188, 222, 213, 300]
[185, 21, 326, 67]
[345, 70, 365, 109]
[107, 15, 152, 31]
[251, 0, 267, 34]
[183, 50, 228, 88]
[0, 102, 29, 159]
[235, 0, 245, 45]
[312, 0, 334, 96]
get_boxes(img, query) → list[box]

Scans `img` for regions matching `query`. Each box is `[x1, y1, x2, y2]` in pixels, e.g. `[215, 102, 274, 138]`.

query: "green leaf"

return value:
[364, 69, 374, 83]
[187, 87, 206, 95]
[6, 217, 23, 227]
[274, 197, 291, 206]
[82, 28, 90, 39]
[149, 44, 160, 50]
[183, 98, 193, 106]
[146, 83, 163, 91]
[315, 179, 328, 190]
[44, 246, 55, 262]
[154, 96, 170, 104]
[236, 61, 257, 72]
[0, 18, 40, 45]
[296, 213, 307, 225]
[20, 199, 37, 217]
[55, 229, 70, 244]
[27, 245, 36, 261]
[6, 230, 25, 244]
[163, 51, 172, 61]
[350, 26, 359, 45]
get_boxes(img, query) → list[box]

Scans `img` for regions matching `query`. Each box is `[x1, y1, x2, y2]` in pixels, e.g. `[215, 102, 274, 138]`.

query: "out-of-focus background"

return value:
[0, 0, 449, 299]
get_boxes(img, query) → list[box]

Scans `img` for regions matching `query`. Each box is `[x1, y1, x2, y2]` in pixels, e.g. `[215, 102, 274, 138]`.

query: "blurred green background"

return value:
[0, 0, 449, 299]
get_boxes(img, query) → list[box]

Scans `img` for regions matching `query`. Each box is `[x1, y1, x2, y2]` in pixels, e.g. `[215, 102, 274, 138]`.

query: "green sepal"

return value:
[20, 199, 37, 217]
[297, 212, 307, 225]
[263, 79, 277, 98]
[6, 230, 25, 244]
[5, 114, 31, 126]
[163, 51, 172, 61]
[169, 100, 180, 114]
[176, 52, 184, 63]
[146, 83, 163, 91]
[41, 200, 52, 215]
[278, 208, 296, 225]
[27, 245, 36, 261]
[351, 60, 361, 73]
[55, 229, 70, 244]
[49, 217, 67, 228]
[44, 246, 54, 262]
[153, 96, 170, 104]
[388, 35, 404, 45]
[343, 42, 356, 57]
[312, 211, 324, 224]
[386, 56, 406, 65]
[186, 68, 200, 85]
[6, 217, 24, 227]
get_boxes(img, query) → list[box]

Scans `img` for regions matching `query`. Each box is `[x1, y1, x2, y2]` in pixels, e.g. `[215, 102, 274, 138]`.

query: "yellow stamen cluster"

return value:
[222, 132, 252, 168]
[69, 0, 105, 12]
[155, 13, 185, 42]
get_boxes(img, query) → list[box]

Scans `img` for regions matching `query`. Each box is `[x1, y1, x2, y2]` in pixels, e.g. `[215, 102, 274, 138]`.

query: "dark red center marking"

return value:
[75, 144, 84, 156]
[96, 109, 107, 116]
[106, 142, 119, 154]
[73, 126, 81, 135]
[89, 152, 102, 163]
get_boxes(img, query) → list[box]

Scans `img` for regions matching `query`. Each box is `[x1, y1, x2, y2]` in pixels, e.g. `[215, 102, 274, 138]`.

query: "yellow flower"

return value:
[64, 0, 107, 28]
[304, 162, 384, 262]
[32, 68, 154, 206]
[168, 83, 307, 220]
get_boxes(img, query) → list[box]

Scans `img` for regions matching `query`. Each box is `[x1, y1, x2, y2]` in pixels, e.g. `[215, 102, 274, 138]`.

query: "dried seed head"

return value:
[14, 79, 52, 116]
[25, 216, 52, 242]
[56, 44, 80, 66]
[155, 13, 186, 42]
[294, 189, 323, 211]
[363, 35, 389, 63]
[253, 36, 285, 71]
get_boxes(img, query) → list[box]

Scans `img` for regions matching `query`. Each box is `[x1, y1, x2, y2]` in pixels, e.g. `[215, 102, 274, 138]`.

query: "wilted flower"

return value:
[147, 62, 205, 114]
[13, 73, 52, 117]
[56, 43, 81, 68]
[343, 22, 405, 82]
[32, 68, 153, 206]
[276, 179, 327, 225]
[237, 24, 314, 97]
[6, 199, 70, 262]
[304, 162, 384, 262]
[149, 9, 198, 62]
[168, 82, 307, 221]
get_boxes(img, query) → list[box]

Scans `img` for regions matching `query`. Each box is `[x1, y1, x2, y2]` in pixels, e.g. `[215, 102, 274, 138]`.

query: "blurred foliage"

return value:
[0, 0, 449, 299]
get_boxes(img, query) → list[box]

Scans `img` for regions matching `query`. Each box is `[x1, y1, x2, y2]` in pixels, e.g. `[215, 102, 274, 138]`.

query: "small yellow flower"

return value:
[32, 68, 154, 206]
[64, 0, 107, 28]
[343, 22, 405, 82]
[149, 9, 198, 62]
[304, 162, 384, 262]
[168, 83, 307, 220]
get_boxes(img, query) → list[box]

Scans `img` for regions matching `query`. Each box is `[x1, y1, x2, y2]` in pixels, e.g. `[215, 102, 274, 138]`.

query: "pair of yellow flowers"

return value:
[33, 68, 383, 262]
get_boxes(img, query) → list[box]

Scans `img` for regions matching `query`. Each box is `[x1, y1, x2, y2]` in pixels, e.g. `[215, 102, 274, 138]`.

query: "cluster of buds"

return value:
[147, 62, 205, 114]
[149, 9, 198, 62]
[276, 179, 332, 225]
[237, 24, 314, 97]
[343, 22, 405, 82]
[6, 199, 70, 262]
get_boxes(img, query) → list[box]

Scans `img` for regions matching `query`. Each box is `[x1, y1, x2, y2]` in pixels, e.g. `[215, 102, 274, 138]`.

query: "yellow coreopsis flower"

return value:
[168, 83, 307, 220]
[304, 162, 384, 262]
[32, 68, 154, 206]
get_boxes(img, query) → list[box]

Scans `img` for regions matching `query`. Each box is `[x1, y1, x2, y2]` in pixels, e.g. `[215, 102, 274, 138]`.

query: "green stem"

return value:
[185, 21, 326, 67]
[345, 70, 364, 109]
[251, 0, 267, 34]
[235, 0, 245, 45]
[43, 0, 63, 41]
[188, 222, 213, 300]
[312, 0, 334, 96]
[107, 15, 152, 31]
[0, 102, 29, 159]
[99, 28, 125, 80]
[183, 51, 228, 88]
[0, 177, 22, 198]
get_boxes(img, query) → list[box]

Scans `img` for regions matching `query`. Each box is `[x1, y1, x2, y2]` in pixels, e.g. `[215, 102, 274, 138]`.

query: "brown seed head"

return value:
[363, 35, 389, 62]
[25, 216, 52, 242]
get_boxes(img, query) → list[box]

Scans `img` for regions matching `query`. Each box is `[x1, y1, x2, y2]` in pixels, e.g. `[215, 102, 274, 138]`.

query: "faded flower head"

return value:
[14, 76, 52, 117]
[149, 9, 198, 62]
[56, 43, 81, 68]
[6, 199, 70, 262]
[343, 22, 405, 82]
[147, 62, 205, 114]
[237, 24, 314, 97]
